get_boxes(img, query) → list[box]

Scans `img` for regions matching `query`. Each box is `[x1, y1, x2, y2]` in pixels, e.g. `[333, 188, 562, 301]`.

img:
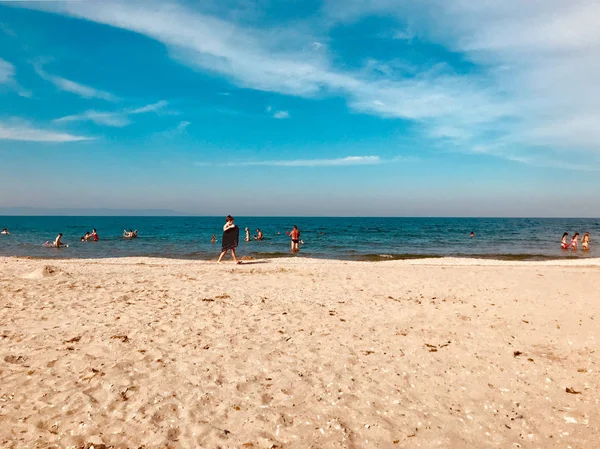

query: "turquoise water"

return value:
[0, 216, 598, 260]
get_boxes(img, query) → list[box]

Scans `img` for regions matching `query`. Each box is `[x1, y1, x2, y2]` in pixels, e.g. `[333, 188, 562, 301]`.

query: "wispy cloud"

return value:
[34, 63, 118, 101]
[12, 0, 600, 165]
[129, 100, 168, 114]
[54, 110, 131, 127]
[0, 121, 93, 142]
[16, 1, 505, 126]
[273, 110, 290, 119]
[322, 0, 600, 159]
[0, 58, 15, 84]
[160, 120, 190, 137]
[0, 23, 17, 38]
[54, 101, 169, 127]
[196, 155, 381, 167]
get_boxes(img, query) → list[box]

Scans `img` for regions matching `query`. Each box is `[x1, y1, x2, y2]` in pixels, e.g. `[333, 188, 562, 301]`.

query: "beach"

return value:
[1, 256, 599, 448]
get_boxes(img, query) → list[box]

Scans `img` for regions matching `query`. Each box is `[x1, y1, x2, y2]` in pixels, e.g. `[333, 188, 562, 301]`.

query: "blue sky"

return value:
[1, 0, 599, 216]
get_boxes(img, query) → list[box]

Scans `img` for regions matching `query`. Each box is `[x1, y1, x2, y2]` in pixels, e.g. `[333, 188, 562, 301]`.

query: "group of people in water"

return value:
[40, 228, 138, 247]
[561, 232, 590, 251]
[216, 216, 303, 263]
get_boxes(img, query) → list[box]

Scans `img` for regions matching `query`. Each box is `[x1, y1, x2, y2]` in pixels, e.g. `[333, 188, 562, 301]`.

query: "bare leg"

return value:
[231, 248, 240, 264]
[217, 250, 227, 263]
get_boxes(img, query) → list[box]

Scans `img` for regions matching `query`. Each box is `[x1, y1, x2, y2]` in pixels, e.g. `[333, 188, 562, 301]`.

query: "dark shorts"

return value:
[292, 239, 299, 244]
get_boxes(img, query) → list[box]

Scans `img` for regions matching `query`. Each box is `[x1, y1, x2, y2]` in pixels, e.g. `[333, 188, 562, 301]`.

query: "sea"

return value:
[0, 216, 598, 261]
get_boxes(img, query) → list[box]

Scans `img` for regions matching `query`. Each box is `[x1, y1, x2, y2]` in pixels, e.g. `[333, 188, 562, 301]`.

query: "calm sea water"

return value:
[0, 216, 598, 261]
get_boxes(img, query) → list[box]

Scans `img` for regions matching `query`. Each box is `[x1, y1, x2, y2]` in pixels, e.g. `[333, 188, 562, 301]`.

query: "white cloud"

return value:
[34, 63, 119, 101]
[174, 120, 190, 132]
[54, 101, 169, 127]
[0, 121, 93, 142]
[0, 58, 15, 84]
[273, 110, 289, 119]
[12, 0, 600, 164]
[129, 100, 168, 114]
[16, 1, 502, 126]
[160, 120, 190, 137]
[54, 110, 131, 127]
[322, 0, 600, 159]
[196, 155, 381, 167]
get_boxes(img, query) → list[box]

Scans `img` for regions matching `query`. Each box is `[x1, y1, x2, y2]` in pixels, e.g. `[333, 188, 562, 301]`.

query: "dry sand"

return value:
[0, 256, 599, 448]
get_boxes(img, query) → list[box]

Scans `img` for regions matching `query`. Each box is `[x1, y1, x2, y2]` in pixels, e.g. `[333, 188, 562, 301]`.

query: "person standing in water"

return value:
[244, 227, 251, 242]
[582, 232, 590, 251]
[217, 215, 241, 264]
[289, 225, 300, 251]
[91, 229, 99, 241]
[1, 228, 9, 235]
[211, 235, 216, 244]
[254, 229, 264, 241]
[561, 232, 569, 249]
[571, 232, 580, 250]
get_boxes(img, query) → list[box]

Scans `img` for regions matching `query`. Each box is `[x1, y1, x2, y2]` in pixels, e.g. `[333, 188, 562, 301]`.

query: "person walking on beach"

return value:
[289, 225, 300, 251]
[217, 215, 241, 264]
[571, 232, 580, 250]
[582, 232, 590, 251]
[561, 232, 569, 249]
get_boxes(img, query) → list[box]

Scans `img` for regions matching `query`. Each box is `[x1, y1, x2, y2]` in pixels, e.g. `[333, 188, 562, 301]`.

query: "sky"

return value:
[1, 0, 600, 217]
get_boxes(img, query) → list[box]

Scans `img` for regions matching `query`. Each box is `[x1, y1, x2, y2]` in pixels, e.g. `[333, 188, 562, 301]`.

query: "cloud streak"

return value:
[196, 155, 381, 167]
[0, 58, 15, 84]
[0, 121, 93, 142]
[273, 110, 289, 119]
[54, 110, 131, 127]
[129, 100, 168, 114]
[54, 101, 169, 127]
[34, 63, 119, 101]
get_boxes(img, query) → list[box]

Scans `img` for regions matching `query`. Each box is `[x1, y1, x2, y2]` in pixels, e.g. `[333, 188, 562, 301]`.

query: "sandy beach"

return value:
[1, 256, 599, 449]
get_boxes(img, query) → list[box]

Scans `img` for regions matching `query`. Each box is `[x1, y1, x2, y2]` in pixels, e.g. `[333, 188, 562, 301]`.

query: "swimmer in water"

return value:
[470, 231, 475, 238]
[211, 234, 216, 244]
[581, 232, 590, 251]
[53, 233, 67, 248]
[254, 228, 263, 241]
[91, 228, 99, 241]
[81, 231, 91, 241]
[1, 228, 9, 235]
[560, 232, 569, 249]
[244, 227, 250, 242]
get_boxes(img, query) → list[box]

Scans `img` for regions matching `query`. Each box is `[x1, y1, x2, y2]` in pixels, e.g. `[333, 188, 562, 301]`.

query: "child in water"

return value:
[560, 232, 569, 249]
[581, 232, 590, 251]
